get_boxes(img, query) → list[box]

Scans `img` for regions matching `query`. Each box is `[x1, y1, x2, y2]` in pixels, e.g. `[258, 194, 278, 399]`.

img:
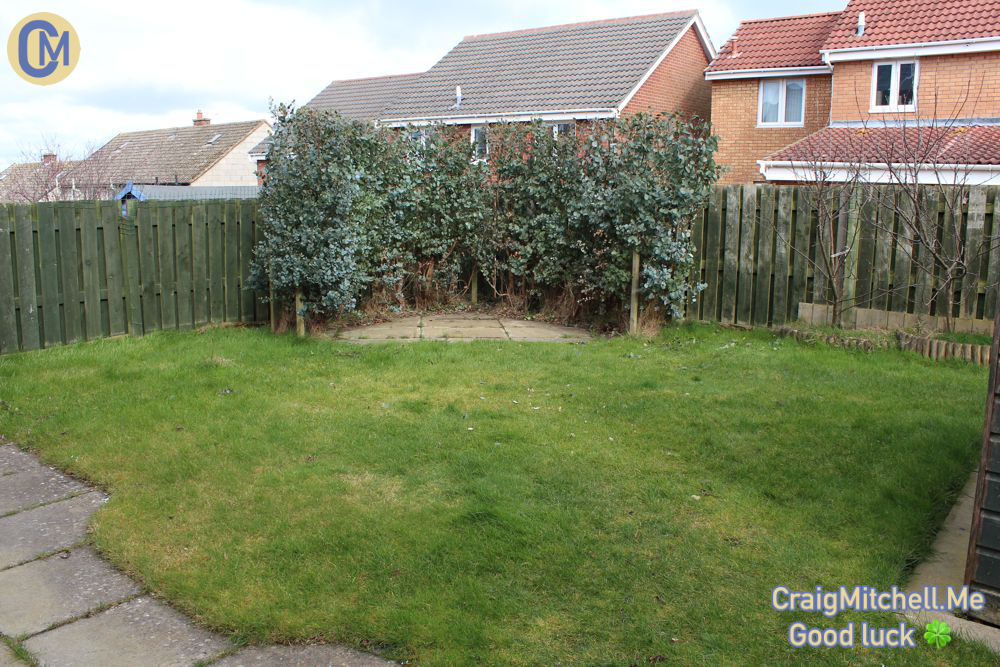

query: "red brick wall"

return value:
[711, 74, 832, 184]
[623, 27, 712, 120]
[831, 52, 1000, 121]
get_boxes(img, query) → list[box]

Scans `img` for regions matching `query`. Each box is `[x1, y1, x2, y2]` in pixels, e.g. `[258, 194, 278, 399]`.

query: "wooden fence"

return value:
[688, 184, 1000, 331]
[0, 200, 267, 355]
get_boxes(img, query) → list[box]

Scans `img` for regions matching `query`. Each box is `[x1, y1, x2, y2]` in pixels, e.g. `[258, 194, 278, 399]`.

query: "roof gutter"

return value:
[704, 65, 832, 80]
[821, 35, 1000, 63]
[380, 108, 619, 127]
[758, 159, 1000, 185]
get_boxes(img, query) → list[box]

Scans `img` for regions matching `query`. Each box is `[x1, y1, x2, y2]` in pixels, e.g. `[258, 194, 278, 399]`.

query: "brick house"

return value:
[252, 11, 715, 175]
[708, 0, 1000, 185]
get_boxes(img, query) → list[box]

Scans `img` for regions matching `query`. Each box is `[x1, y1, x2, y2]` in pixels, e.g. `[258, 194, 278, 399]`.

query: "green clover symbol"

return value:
[924, 619, 952, 649]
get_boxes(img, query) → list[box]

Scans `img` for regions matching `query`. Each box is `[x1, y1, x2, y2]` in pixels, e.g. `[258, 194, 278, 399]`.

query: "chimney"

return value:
[857, 11, 866, 36]
[41, 152, 56, 164]
[193, 110, 211, 127]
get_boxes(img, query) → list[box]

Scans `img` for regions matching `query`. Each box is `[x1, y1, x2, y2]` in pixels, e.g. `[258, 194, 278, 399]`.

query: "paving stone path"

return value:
[0, 444, 393, 667]
[336, 313, 591, 343]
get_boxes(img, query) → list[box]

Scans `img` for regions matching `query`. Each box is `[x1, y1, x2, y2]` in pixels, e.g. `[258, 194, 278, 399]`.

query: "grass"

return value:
[0, 324, 994, 665]
[934, 330, 992, 346]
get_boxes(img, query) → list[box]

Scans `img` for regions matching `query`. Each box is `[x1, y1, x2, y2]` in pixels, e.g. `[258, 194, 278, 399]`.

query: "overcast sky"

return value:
[0, 0, 845, 169]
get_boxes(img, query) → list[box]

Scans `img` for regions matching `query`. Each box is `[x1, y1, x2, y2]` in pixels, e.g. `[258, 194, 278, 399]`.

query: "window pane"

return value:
[784, 81, 804, 123]
[898, 63, 915, 106]
[555, 122, 575, 138]
[761, 80, 780, 123]
[875, 64, 892, 106]
[472, 127, 487, 159]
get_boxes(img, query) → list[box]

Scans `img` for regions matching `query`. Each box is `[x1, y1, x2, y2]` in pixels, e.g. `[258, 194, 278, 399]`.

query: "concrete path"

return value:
[0, 444, 393, 667]
[904, 470, 1000, 653]
[337, 313, 591, 343]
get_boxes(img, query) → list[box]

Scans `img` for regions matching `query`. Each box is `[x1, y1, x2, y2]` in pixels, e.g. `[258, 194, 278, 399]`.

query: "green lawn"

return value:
[0, 324, 994, 665]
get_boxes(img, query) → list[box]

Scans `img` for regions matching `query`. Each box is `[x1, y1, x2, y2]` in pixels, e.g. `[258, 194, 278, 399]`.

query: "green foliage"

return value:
[253, 106, 718, 321]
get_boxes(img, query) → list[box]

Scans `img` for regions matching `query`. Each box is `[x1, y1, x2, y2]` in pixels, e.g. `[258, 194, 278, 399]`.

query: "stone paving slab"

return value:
[336, 314, 590, 344]
[0, 444, 37, 476]
[0, 644, 23, 667]
[0, 462, 88, 516]
[214, 644, 395, 667]
[24, 596, 231, 667]
[0, 547, 141, 637]
[0, 492, 106, 569]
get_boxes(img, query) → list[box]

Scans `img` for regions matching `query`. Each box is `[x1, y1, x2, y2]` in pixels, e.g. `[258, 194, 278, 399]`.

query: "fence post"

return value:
[841, 188, 862, 328]
[629, 250, 640, 335]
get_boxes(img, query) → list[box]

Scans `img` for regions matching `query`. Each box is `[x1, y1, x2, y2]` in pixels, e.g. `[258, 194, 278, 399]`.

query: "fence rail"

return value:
[688, 184, 1000, 331]
[0, 200, 267, 355]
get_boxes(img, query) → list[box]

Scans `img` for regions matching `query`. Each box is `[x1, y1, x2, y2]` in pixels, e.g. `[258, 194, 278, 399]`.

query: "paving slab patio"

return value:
[0, 492, 106, 569]
[24, 596, 231, 667]
[0, 444, 393, 666]
[0, 547, 141, 637]
[336, 313, 591, 343]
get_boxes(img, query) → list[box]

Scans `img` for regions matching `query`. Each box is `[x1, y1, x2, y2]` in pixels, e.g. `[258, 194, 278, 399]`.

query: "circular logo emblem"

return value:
[7, 13, 80, 86]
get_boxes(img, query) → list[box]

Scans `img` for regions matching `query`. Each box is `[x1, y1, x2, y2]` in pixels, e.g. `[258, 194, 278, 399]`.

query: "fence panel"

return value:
[688, 184, 1000, 332]
[0, 199, 263, 355]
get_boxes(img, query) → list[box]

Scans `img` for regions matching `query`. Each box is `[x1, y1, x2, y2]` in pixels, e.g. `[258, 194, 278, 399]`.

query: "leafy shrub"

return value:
[252, 106, 718, 324]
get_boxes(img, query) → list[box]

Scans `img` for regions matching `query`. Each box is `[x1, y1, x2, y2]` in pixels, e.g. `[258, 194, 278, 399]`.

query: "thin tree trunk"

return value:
[295, 288, 305, 338]
[629, 250, 640, 335]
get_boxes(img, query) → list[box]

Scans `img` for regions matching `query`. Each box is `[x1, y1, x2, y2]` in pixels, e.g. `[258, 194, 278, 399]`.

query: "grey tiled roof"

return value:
[248, 73, 423, 158]
[86, 120, 267, 185]
[307, 72, 424, 120]
[381, 11, 698, 121]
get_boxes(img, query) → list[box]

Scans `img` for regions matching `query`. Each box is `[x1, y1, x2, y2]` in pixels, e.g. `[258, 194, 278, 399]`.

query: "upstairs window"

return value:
[471, 126, 488, 161]
[758, 79, 805, 127]
[871, 61, 917, 112]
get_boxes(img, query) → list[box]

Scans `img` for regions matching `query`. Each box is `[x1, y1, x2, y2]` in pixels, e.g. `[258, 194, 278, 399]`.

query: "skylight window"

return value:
[207, 133, 222, 144]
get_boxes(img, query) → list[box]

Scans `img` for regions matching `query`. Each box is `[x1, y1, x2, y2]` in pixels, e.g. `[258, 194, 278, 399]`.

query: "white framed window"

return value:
[870, 60, 917, 112]
[551, 122, 576, 138]
[757, 78, 806, 127]
[470, 125, 488, 161]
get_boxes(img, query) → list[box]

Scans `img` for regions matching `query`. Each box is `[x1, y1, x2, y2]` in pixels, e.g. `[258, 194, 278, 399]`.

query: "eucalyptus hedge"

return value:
[252, 106, 718, 323]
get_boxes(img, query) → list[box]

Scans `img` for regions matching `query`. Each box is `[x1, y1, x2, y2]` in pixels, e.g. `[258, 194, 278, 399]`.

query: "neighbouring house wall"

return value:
[623, 27, 712, 120]
[831, 52, 1000, 122]
[711, 74, 832, 184]
[194, 124, 271, 186]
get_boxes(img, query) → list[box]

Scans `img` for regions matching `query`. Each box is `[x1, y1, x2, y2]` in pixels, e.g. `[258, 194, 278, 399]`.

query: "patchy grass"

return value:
[935, 330, 992, 346]
[0, 324, 993, 665]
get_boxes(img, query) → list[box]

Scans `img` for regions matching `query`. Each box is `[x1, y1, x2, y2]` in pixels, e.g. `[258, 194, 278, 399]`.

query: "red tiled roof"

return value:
[764, 124, 1000, 165]
[823, 0, 1000, 51]
[706, 12, 841, 73]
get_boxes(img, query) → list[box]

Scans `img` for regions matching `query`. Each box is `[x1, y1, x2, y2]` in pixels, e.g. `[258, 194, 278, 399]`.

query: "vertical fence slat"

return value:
[772, 187, 793, 325]
[57, 204, 82, 343]
[702, 188, 722, 321]
[984, 188, 1000, 319]
[13, 206, 40, 350]
[136, 205, 159, 332]
[81, 204, 103, 340]
[239, 200, 255, 322]
[0, 206, 18, 353]
[854, 195, 876, 311]
[891, 194, 914, 314]
[790, 189, 811, 320]
[872, 190, 894, 311]
[754, 186, 775, 326]
[36, 203, 62, 347]
[208, 203, 224, 321]
[176, 203, 194, 328]
[101, 203, 126, 336]
[121, 207, 144, 336]
[157, 204, 177, 329]
[192, 203, 209, 325]
[224, 201, 239, 321]
[721, 185, 740, 323]
[912, 188, 938, 316]
[937, 190, 959, 318]
[963, 187, 987, 319]
[737, 184, 756, 325]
